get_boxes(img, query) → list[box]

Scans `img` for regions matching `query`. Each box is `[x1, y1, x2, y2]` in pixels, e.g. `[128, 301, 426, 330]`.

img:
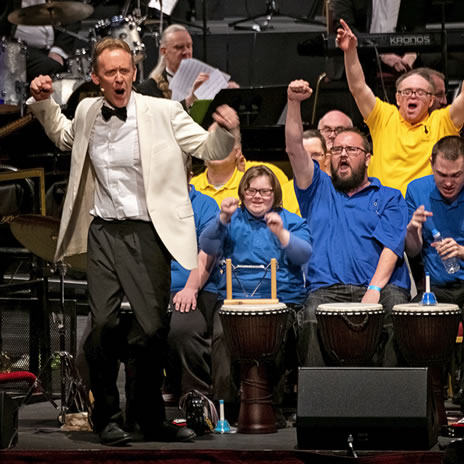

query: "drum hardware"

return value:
[223, 257, 279, 305]
[8, 1, 94, 26]
[392, 303, 461, 429]
[219, 258, 288, 434]
[0, 39, 28, 115]
[9, 215, 91, 425]
[17, 262, 92, 428]
[93, 15, 146, 64]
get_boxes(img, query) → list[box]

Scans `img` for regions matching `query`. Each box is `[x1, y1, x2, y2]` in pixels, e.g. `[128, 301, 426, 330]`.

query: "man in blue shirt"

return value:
[405, 135, 464, 291]
[405, 135, 464, 407]
[285, 79, 410, 367]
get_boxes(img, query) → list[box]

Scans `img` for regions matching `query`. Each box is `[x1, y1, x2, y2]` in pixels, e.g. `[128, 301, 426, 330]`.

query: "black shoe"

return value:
[100, 422, 132, 446]
[145, 420, 196, 442]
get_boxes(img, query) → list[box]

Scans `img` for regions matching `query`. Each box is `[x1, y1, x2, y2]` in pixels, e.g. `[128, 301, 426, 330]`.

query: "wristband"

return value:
[368, 285, 382, 292]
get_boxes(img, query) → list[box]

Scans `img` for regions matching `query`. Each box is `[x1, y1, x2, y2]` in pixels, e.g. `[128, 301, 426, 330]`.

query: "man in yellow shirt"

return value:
[282, 130, 328, 215]
[337, 19, 464, 196]
[192, 130, 288, 206]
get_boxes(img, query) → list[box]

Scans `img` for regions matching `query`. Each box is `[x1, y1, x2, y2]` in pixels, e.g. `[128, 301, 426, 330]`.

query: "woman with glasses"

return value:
[199, 165, 311, 427]
[200, 165, 311, 303]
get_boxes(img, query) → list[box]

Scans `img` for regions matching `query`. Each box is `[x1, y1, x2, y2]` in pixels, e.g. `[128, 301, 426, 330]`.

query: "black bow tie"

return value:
[101, 105, 127, 122]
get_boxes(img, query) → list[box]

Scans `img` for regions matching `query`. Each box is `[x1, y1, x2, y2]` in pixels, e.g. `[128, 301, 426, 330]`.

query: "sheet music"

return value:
[148, 0, 178, 16]
[169, 58, 231, 102]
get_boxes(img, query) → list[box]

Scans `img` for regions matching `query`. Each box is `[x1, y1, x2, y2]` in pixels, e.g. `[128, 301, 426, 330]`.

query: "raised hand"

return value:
[30, 75, 54, 101]
[336, 18, 358, 53]
[219, 197, 239, 224]
[265, 212, 290, 247]
[408, 205, 433, 232]
[212, 104, 240, 130]
[287, 79, 313, 102]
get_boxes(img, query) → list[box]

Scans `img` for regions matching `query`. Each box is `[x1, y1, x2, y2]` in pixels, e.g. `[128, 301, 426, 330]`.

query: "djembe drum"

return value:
[316, 303, 385, 366]
[219, 303, 289, 433]
[392, 303, 461, 426]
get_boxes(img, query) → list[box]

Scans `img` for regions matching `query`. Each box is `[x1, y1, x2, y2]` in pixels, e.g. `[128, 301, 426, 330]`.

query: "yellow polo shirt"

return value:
[191, 167, 244, 207]
[282, 179, 300, 216]
[244, 161, 289, 187]
[366, 98, 460, 197]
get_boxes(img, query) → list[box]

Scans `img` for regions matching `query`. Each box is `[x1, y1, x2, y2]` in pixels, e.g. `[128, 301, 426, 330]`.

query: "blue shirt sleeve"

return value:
[283, 213, 312, 265]
[199, 214, 228, 257]
[372, 188, 408, 258]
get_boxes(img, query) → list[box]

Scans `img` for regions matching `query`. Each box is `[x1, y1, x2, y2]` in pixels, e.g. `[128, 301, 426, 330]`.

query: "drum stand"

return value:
[21, 262, 92, 428]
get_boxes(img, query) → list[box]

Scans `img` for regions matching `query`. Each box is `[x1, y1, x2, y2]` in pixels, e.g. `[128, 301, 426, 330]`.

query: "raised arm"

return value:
[449, 81, 464, 129]
[405, 205, 433, 257]
[336, 18, 376, 120]
[285, 80, 314, 190]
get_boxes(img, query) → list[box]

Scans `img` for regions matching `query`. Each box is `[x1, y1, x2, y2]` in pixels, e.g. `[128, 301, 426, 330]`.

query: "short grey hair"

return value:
[149, 24, 190, 78]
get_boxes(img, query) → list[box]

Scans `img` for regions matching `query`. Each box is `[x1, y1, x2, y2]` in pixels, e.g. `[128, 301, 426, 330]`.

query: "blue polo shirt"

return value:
[406, 175, 464, 285]
[295, 162, 410, 292]
[199, 207, 311, 304]
[171, 185, 220, 293]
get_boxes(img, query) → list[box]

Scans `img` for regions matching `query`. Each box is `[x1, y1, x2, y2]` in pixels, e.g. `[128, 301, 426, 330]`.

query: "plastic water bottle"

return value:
[431, 229, 460, 274]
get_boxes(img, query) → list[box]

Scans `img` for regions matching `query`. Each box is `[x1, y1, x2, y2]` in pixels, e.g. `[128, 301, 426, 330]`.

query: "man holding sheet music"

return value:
[137, 24, 238, 108]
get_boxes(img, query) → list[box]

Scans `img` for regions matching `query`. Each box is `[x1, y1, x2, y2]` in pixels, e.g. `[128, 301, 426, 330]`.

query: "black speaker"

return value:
[296, 367, 438, 451]
[0, 391, 18, 449]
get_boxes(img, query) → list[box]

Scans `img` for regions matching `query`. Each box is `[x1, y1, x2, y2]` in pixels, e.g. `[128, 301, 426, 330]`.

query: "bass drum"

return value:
[66, 80, 102, 116]
[51, 74, 102, 117]
[52, 74, 84, 107]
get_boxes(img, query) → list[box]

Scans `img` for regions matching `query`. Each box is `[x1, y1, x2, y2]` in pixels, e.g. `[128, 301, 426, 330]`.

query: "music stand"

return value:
[229, 0, 313, 31]
[199, 85, 288, 129]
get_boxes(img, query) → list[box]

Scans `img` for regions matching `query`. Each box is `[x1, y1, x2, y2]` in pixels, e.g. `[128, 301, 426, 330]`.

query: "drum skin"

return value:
[316, 303, 385, 366]
[219, 304, 289, 362]
[392, 303, 460, 366]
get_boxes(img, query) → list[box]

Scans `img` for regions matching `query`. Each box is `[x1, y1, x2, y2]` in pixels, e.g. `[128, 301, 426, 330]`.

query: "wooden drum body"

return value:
[315, 303, 385, 366]
[392, 303, 461, 426]
[219, 303, 289, 434]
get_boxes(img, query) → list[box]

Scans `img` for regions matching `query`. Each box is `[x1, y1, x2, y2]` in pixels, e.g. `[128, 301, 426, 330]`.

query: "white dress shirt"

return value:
[14, 0, 67, 58]
[88, 93, 150, 221]
[370, 0, 402, 33]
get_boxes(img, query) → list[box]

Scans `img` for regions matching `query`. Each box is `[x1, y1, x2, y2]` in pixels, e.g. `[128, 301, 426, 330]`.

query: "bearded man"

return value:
[285, 79, 410, 367]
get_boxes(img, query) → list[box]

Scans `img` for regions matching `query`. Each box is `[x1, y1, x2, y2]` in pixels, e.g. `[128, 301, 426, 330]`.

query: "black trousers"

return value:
[165, 290, 219, 398]
[83, 218, 171, 433]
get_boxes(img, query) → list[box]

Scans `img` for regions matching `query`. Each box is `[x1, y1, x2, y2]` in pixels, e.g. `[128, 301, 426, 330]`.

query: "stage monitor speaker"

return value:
[296, 367, 438, 451]
[0, 391, 18, 449]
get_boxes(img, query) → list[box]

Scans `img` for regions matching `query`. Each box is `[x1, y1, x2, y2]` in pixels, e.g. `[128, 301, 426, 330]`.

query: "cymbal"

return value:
[8, 1, 94, 26]
[10, 214, 87, 272]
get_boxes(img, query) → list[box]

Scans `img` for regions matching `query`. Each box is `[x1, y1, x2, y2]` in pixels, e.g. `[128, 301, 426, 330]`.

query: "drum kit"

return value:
[1, 0, 153, 120]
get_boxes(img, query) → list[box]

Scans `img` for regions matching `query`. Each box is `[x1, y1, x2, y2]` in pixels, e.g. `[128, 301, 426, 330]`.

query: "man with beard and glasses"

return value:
[285, 79, 410, 367]
[337, 19, 464, 197]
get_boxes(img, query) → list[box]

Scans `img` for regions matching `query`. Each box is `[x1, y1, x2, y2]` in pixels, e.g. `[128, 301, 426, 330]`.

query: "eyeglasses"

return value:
[320, 126, 346, 136]
[397, 88, 432, 98]
[244, 188, 274, 198]
[434, 92, 446, 99]
[331, 145, 367, 157]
